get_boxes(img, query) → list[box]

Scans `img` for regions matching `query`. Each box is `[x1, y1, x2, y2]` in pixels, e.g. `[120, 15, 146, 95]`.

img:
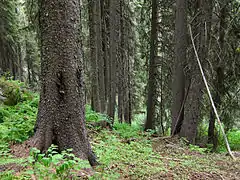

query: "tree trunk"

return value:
[107, 0, 119, 122]
[96, 0, 106, 113]
[88, 0, 101, 112]
[101, 0, 109, 104]
[180, 0, 210, 143]
[118, 0, 125, 123]
[171, 0, 187, 135]
[31, 0, 98, 166]
[208, 1, 227, 147]
[145, 0, 158, 131]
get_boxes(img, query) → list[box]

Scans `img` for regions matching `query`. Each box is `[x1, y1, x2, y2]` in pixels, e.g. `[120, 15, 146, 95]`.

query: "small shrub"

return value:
[25, 145, 90, 179]
[113, 122, 142, 139]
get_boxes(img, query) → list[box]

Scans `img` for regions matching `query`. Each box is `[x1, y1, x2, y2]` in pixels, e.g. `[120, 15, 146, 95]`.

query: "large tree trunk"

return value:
[145, 0, 158, 131]
[180, 0, 211, 143]
[31, 0, 98, 166]
[171, 0, 187, 135]
[208, 1, 227, 148]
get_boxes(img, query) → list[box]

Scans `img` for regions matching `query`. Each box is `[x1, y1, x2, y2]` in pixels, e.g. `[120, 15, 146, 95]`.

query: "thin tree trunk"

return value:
[145, 0, 158, 131]
[118, 0, 125, 123]
[96, 0, 106, 113]
[107, 0, 119, 122]
[89, 0, 101, 112]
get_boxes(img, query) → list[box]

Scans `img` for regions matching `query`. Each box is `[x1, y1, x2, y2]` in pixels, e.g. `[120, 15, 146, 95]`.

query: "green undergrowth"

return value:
[198, 123, 240, 153]
[0, 79, 239, 179]
[0, 79, 39, 151]
[92, 129, 166, 179]
[217, 129, 240, 152]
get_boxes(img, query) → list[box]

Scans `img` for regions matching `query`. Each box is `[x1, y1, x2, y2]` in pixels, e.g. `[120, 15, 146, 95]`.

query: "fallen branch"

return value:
[188, 25, 236, 160]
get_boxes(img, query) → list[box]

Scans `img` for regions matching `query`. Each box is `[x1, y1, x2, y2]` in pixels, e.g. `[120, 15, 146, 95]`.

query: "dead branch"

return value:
[188, 25, 236, 160]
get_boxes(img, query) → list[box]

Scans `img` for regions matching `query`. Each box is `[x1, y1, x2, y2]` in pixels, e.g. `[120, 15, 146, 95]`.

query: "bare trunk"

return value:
[171, 0, 187, 135]
[89, 0, 101, 112]
[96, 0, 106, 113]
[208, 1, 227, 147]
[107, 0, 119, 122]
[145, 0, 158, 131]
[32, 0, 97, 166]
[180, 0, 210, 143]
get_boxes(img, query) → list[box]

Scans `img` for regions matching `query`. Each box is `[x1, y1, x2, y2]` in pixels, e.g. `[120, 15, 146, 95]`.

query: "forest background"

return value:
[0, 0, 240, 179]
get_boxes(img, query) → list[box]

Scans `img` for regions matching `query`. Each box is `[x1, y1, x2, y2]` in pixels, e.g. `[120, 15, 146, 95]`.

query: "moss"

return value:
[0, 78, 22, 106]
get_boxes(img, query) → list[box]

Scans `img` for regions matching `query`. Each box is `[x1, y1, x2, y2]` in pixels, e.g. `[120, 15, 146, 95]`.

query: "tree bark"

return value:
[107, 0, 119, 122]
[208, 1, 227, 147]
[145, 0, 158, 131]
[31, 0, 98, 166]
[96, 0, 106, 113]
[118, 0, 125, 123]
[180, 0, 211, 143]
[88, 0, 101, 112]
[171, 0, 187, 135]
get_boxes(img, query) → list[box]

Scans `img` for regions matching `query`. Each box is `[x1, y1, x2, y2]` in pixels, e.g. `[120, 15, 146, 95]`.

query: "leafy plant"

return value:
[113, 122, 142, 139]
[25, 145, 90, 179]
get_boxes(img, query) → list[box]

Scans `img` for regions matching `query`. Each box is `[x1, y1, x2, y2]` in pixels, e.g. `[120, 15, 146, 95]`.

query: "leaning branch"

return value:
[188, 25, 236, 160]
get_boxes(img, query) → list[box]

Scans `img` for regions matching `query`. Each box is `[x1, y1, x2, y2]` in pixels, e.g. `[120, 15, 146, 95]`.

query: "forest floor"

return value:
[0, 79, 239, 179]
[0, 125, 239, 180]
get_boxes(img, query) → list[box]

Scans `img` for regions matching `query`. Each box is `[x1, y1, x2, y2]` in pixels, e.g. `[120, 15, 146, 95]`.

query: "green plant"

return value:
[217, 129, 240, 152]
[92, 130, 166, 179]
[189, 144, 209, 154]
[85, 104, 110, 123]
[113, 122, 142, 139]
[25, 145, 90, 179]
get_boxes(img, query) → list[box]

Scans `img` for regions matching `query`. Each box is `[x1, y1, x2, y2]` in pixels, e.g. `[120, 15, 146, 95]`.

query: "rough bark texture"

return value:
[171, 0, 187, 135]
[145, 0, 158, 131]
[32, 0, 98, 166]
[88, 0, 101, 112]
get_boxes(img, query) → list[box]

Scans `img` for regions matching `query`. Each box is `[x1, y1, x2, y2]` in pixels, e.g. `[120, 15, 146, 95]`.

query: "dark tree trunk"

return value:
[31, 0, 98, 166]
[107, 0, 119, 122]
[17, 42, 23, 81]
[124, 12, 132, 124]
[208, 1, 227, 148]
[101, 0, 110, 103]
[96, 0, 106, 113]
[145, 0, 158, 131]
[118, 0, 124, 123]
[171, 0, 187, 135]
[26, 38, 33, 86]
[180, 0, 212, 143]
[88, 0, 101, 112]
